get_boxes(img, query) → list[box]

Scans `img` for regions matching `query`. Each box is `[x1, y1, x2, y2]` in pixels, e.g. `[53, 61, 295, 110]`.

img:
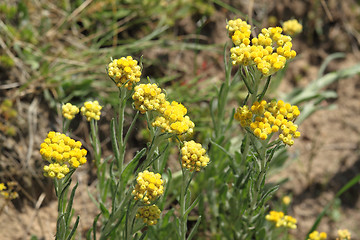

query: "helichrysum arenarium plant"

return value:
[40, 49, 210, 239]
[38, 15, 357, 240]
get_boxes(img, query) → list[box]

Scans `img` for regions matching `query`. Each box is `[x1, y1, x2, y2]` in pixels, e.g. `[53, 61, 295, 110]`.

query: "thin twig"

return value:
[320, 0, 333, 22]
[25, 193, 46, 237]
[25, 98, 38, 169]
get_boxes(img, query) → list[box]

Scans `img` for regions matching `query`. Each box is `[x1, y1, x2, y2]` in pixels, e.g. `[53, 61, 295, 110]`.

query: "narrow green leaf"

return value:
[59, 180, 72, 212]
[56, 214, 66, 240]
[225, 108, 235, 132]
[124, 111, 139, 144]
[100, 202, 110, 219]
[138, 231, 147, 240]
[90, 213, 101, 240]
[257, 185, 279, 209]
[121, 148, 146, 182]
[257, 75, 271, 101]
[187, 216, 202, 240]
[87, 187, 100, 210]
[185, 195, 200, 217]
[65, 182, 78, 225]
[210, 98, 217, 130]
[110, 118, 121, 164]
[318, 52, 345, 78]
[209, 139, 237, 173]
[66, 216, 80, 240]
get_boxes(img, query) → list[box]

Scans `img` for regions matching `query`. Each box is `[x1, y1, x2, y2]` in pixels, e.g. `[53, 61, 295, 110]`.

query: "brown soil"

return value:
[1, 1, 360, 239]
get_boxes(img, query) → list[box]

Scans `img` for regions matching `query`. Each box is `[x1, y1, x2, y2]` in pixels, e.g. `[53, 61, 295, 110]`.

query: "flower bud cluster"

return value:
[0, 182, 19, 200]
[132, 83, 167, 114]
[62, 103, 79, 120]
[136, 204, 161, 226]
[152, 101, 195, 135]
[132, 170, 164, 204]
[228, 19, 296, 75]
[108, 56, 142, 89]
[40, 131, 87, 179]
[282, 19, 303, 36]
[181, 140, 210, 172]
[308, 231, 327, 240]
[226, 18, 251, 42]
[265, 210, 297, 229]
[235, 100, 300, 145]
[336, 229, 351, 240]
[80, 100, 102, 121]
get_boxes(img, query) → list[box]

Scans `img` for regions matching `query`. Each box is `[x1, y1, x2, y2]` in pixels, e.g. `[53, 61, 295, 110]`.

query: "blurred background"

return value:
[0, 0, 359, 239]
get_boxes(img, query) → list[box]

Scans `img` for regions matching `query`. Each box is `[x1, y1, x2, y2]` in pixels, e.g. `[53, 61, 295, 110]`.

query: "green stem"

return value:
[62, 118, 71, 134]
[179, 169, 188, 240]
[117, 88, 127, 171]
[252, 143, 267, 208]
[215, 59, 233, 139]
[125, 201, 139, 240]
[90, 120, 102, 167]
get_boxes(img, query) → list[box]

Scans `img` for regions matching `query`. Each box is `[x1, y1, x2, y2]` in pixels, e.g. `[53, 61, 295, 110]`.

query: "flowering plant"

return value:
[38, 17, 356, 240]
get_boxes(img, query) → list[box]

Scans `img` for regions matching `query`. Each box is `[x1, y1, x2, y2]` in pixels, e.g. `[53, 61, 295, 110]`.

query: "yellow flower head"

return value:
[308, 230, 327, 240]
[229, 18, 297, 75]
[132, 170, 164, 204]
[266, 210, 297, 229]
[0, 183, 6, 191]
[282, 195, 291, 205]
[132, 83, 167, 114]
[152, 101, 195, 135]
[108, 56, 142, 89]
[266, 210, 284, 223]
[337, 229, 351, 240]
[282, 19, 303, 36]
[62, 103, 79, 120]
[40, 131, 87, 179]
[181, 140, 210, 172]
[136, 204, 161, 226]
[235, 100, 300, 146]
[80, 100, 102, 121]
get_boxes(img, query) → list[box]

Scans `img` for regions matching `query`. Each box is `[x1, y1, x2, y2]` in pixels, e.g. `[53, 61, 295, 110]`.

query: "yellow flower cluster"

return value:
[152, 101, 195, 135]
[283, 19, 303, 36]
[80, 101, 102, 121]
[43, 163, 70, 179]
[40, 131, 87, 179]
[337, 229, 351, 240]
[132, 170, 164, 204]
[265, 210, 297, 229]
[308, 231, 327, 240]
[136, 204, 161, 226]
[0, 182, 18, 200]
[62, 103, 79, 120]
[132, 83, 167, 114]
[226, 18, 251, 42]
[228, 19, 296, 75]
[108, 56, 142, 89]
[234, 100, 301, 146]
[181, 140, 210, 172]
